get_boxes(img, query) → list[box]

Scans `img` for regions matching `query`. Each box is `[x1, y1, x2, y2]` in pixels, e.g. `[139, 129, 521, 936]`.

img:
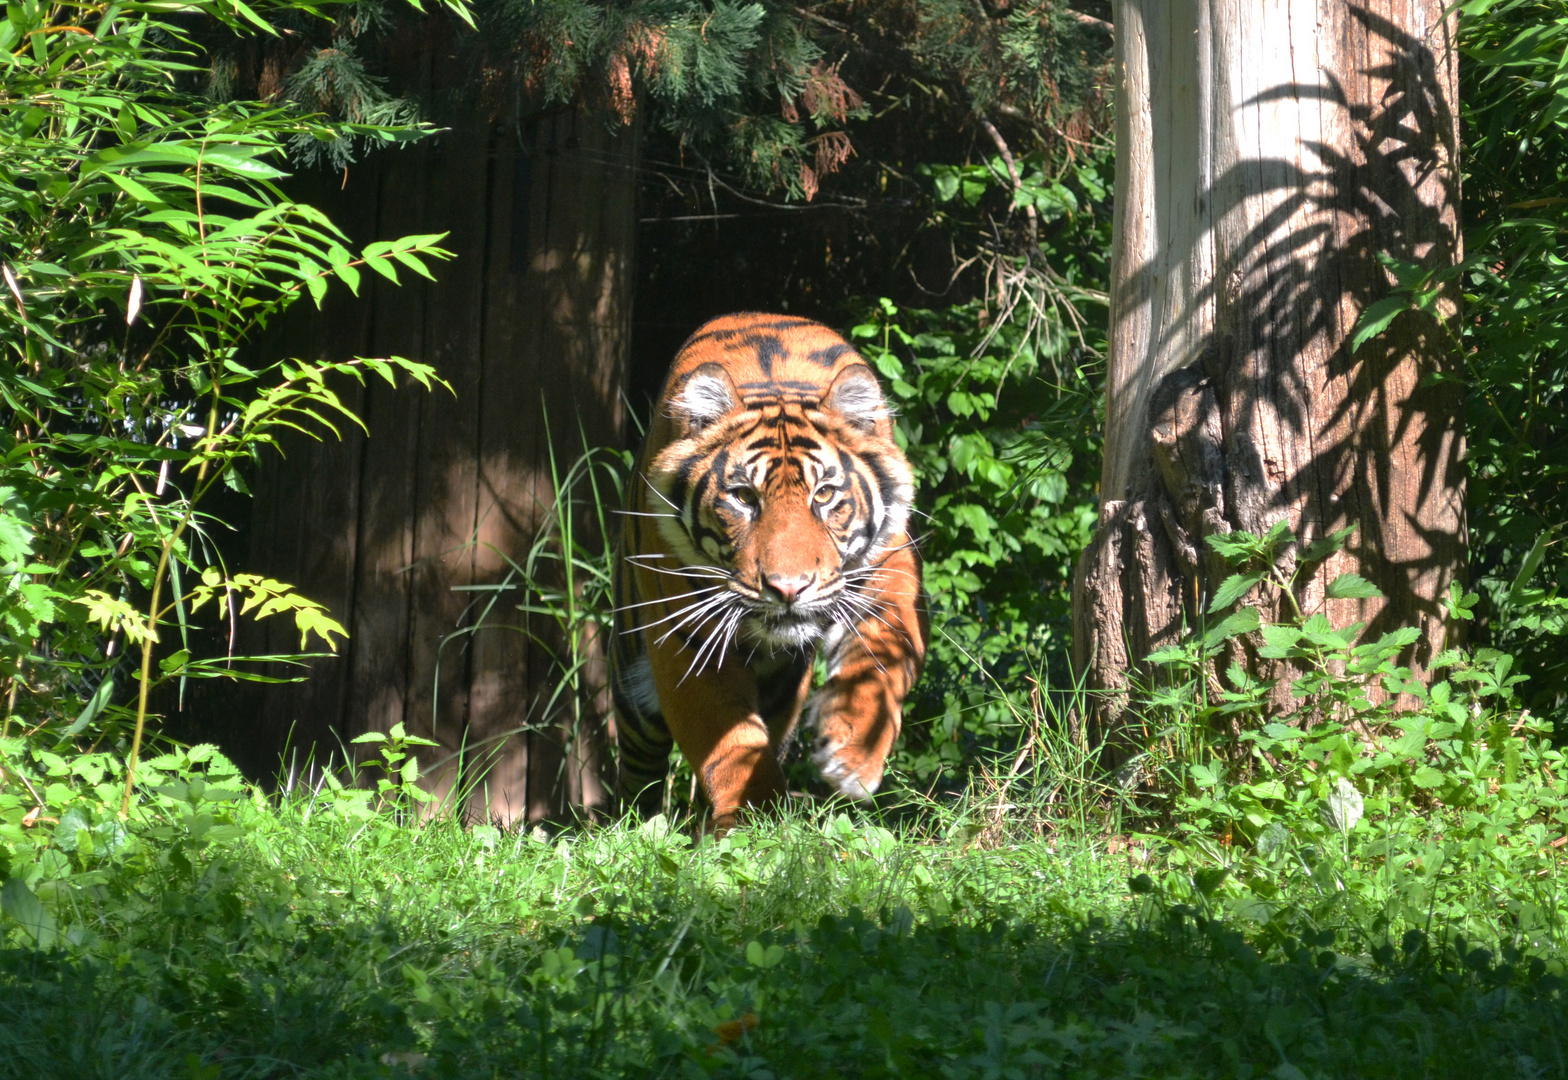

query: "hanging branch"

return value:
[979, 115, 1038, 247]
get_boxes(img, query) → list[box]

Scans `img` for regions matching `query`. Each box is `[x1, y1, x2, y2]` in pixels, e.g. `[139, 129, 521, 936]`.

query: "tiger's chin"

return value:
[742, 609, 832, 652]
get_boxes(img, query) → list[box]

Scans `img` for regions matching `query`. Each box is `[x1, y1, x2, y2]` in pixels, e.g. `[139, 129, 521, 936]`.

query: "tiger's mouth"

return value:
[736, 588, 839, 650]
[744, 608, 832, 650]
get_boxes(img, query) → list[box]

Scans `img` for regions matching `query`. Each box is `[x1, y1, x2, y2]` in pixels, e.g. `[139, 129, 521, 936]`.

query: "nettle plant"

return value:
[1131, 524, 1568, 886]
[831, 146, 1110, 786]
[847, 298, 1100, 784]
[0, 0, 464, 836]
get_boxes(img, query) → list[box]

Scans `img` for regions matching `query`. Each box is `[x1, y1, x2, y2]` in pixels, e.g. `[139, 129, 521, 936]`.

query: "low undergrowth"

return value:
[1, 740, 1565, 1079]
[4, 517, 1566, 1077]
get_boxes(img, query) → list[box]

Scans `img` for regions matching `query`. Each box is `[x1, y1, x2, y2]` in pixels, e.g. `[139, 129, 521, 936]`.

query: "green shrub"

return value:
[0, 0, 462, 860]
[1454, 1, 1568, 723]
[841, 147, 1111, 787]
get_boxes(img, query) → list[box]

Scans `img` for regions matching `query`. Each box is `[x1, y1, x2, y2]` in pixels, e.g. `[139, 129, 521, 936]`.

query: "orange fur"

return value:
[610, 314, 927, 830]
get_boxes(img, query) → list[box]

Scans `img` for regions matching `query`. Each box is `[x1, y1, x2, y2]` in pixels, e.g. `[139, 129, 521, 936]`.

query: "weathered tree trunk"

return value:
[1073, 0, 1465, 742]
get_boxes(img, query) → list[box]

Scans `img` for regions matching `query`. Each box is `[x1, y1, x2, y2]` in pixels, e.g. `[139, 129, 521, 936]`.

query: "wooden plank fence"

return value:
[189, 108, 637, 825]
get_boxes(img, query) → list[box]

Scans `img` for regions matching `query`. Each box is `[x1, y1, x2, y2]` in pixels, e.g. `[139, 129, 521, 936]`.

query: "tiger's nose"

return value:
[763, 572, 815, 605]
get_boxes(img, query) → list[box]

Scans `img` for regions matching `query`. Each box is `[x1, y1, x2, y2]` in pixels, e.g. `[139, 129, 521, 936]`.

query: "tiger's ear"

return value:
[824, 364, 889, 434]
[669, 363, 738, 435]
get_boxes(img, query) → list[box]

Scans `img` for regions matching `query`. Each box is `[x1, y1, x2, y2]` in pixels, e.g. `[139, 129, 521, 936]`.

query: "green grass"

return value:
[2, 778, 1565, 1079]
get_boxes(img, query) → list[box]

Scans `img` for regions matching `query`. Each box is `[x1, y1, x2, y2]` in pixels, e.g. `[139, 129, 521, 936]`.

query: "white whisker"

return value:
[625, 557, 732, 582]
[844, 593, 902, 637]
[614, 509, 681, 520]
[652, 592, 737, 644]
[841, 564, 919, 583]
[641, 475, 683, 513]
[612, 584, 725, 615]
[713, 607, 748, 670]
[833, 601, 890, 676]
[675, 608, 733, 682]
[831, 584, 904, 642]
[637, 595, 729, 639]
[680, 605, 743, 683]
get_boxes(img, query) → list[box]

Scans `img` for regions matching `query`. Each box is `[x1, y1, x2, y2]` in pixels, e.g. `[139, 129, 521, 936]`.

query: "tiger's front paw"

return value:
[810, 734, 882, 800]
[806, 681, 900, 800]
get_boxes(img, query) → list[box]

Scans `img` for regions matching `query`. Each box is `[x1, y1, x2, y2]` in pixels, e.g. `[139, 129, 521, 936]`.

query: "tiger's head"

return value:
[647, 361, 915, 652]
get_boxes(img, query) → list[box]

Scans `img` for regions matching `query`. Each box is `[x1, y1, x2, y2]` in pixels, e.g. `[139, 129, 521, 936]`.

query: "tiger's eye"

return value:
[728, 487, 759, 507]
[813, 486, 835, 504]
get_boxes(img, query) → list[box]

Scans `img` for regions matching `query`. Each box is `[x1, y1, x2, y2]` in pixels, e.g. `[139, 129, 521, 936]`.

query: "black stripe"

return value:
[738, 378, 821, 396]
[805, 344, 852, 367]
[746, 333, 788, 377]
[681, 317, 815, 348]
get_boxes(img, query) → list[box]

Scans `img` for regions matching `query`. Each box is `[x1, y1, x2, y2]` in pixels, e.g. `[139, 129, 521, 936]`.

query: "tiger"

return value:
[609, 312, 927, 830]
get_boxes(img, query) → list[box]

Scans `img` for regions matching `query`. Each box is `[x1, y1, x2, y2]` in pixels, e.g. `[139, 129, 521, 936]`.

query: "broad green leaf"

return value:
[1261, 520, 1294, 547]
[0, 486, 34, 565]
[1300, 525, 1357, 564]
[1508, 527, 1552, 605]
[1, 878, 57, 948]
[1325, 572, 1384, 600]
[197, 144, 288, 179]
[1203, 605, 1261, 647]
[933, 168, 960, 203]
[1351, 295, 1409, 350]
[1258, 623, 1303, 658]
[102, 171, 169, 207]
[65, 675, 115, 737]
[1204, 530, 1255, 564]
[1209, 571, 1265, 612]
[745, 940, 785, 968]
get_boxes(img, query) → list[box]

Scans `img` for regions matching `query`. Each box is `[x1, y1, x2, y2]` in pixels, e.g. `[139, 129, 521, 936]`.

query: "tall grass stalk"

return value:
[435, 408, 629, 817]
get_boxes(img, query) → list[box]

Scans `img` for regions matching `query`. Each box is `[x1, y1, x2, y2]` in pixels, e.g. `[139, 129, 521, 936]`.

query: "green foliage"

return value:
[442, 419, 632, 798]
[469, 0, 865, 199]
[1324, 0, 1568, 732]
[904, 0, 1110, 131]
[852, 298, 1098, 784]
[1124, 524, 1568, 966]
[841, 147, 1111, 786]
[0, 766, 1566, 1077]
[1452, 1, 1568, 722]
[348, 721, 442, 810]
[0, 0, 457, 815]
[459, 0, 1111, 204]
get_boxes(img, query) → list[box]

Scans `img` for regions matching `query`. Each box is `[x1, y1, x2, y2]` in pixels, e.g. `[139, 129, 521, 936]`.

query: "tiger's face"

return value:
[648, 362, 914, 652]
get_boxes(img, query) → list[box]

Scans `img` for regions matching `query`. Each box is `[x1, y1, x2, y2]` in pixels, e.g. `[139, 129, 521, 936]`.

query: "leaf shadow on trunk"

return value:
[1075, 4, 1465, 749]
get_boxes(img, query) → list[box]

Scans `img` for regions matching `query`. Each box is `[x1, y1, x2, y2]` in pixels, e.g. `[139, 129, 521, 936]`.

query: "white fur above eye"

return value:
[672, 373, 735, 428]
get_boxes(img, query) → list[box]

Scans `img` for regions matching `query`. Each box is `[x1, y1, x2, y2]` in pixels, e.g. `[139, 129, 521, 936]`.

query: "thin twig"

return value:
[980, 116, 1037, 247]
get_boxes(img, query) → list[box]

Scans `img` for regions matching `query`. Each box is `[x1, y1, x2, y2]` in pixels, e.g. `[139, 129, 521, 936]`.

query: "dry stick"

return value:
[979, 116, 1037, 247]
[2, 757, 46, 811]
[2, 656, 20, 739]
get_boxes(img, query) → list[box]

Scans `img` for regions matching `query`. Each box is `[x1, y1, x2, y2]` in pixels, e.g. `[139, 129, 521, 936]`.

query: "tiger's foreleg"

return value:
[808, 539, 927, 799]
[645, 633, 788, 832]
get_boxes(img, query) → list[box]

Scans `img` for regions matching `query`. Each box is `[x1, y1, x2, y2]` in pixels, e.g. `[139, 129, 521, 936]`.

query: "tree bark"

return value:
[1073, 0, 1465, 743]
